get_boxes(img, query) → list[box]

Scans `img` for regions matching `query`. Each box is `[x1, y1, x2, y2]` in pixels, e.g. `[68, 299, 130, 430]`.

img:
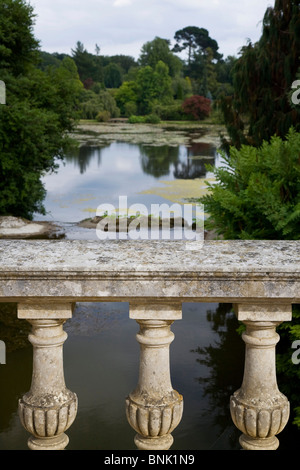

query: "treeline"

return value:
[39, 28, 236, 122]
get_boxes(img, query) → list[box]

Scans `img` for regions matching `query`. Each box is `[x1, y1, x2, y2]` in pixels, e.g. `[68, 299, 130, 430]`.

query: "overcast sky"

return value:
[31, 0, 274, 60]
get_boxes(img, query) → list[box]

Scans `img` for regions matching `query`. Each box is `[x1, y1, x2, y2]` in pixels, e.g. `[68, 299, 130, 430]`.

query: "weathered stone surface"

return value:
[17, 306, 77, 450]
[0, 239, 297, 450]
[230, 304, 291, 450]
[0, 216, 63, 239]
[0, 240, 299, 303]
[126, 304, 183, 450]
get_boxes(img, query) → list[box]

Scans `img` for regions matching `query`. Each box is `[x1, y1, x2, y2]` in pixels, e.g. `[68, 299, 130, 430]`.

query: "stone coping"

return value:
[0, 240, 299, 304]
[0, 239, 299, 273]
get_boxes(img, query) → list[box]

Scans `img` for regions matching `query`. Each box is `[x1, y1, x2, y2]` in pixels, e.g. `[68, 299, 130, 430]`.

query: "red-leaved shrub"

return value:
[182, 95, 211, 120]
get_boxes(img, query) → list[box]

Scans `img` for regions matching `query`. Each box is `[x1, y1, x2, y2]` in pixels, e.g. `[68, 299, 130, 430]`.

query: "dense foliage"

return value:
[182, 95, 211, 120]
[0, 0, 82, 219]
[221, 0, 300, 149]
[201, 128, 300, 240]
[39, 28, 235, 122]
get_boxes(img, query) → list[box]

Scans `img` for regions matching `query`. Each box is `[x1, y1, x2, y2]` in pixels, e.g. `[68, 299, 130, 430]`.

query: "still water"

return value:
[0, 141, 298, 450]
[35, 141, 218, 234]
[0, 302, 245, 450]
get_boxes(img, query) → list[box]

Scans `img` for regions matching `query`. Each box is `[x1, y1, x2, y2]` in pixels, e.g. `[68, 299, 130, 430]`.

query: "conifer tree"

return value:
[221, 0, 300, 149]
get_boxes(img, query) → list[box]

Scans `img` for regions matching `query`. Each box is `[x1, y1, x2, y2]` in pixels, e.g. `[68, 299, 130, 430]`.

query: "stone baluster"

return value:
[230, 303, 291, 450]
[17, 303, 77, 450]
[126, 302, 183, 450]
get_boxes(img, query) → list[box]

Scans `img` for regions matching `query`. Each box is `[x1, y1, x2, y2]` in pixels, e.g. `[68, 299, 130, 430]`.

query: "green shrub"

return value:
[124, 101, 137, 117]
[153, 102, 185, 121]
[128, 114, 161, 124]
[200, 127, 300, 240]
[96, 110, 111, 122]
[79, 89, 120, 120]
[128, 115, 145, 123]
[144, 114, 161, 124]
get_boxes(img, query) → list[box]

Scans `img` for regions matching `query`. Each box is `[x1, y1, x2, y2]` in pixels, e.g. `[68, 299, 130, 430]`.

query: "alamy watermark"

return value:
[0, 80, 6, 105]
[291, 340, 300, 365]
[95, 196, 204, 250]
[0, 340, 6, 364]
[291, 80, 300, 105]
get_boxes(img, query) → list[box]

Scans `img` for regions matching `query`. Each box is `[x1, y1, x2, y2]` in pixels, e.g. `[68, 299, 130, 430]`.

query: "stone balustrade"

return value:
[0, 239, 299, 450]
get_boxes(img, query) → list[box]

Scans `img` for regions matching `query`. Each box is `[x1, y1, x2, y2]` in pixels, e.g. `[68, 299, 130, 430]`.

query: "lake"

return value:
[34, 138, 219, 239]
[0, 127, 298, 450]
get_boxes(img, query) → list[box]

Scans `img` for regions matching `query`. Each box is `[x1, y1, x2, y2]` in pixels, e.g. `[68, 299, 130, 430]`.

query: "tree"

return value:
[172, 75, 193, 101]
[0, 0, 82, 219]
[115, 81, 138, 116]
[108, 55, 137, 75]
[0, 0, 39, 75]
[153, 61, 173, 103]
[71, 41, 103, 84]
[135, 66, 157, 115]
[221, 0, 300, 149]
[139, 37, 182, 77]
[103, 63, 123, 88]
[173, 26, 221, 66]
[216, 55, 236, 86]
[38, 51, 70, 71]
[135, 62, 174, 115]
[182, 95, 211, 120]
[173, 26, 223, 97]
[79, 88, 119, 120]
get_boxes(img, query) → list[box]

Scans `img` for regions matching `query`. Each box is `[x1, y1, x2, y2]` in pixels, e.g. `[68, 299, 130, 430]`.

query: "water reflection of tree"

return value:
[0, 303, 30, 352]
[173, 157, 214, 179]
[65, 145, 107, 174]
[173, 143, 215, 179]
[191, 303, 244, 449]
[139, 145, 180, 178]
[0, 303, 31, 437]
[188, 142, 215, 158]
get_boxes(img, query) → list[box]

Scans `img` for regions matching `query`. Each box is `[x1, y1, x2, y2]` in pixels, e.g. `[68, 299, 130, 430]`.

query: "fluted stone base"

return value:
[134, 434, 174, 450]
[27, 434, 69, 451]
[230, 305, 292, 451]
[239, 434, 279, 451]
[127, 304, 183, 450]
[17, 305, 77, 450]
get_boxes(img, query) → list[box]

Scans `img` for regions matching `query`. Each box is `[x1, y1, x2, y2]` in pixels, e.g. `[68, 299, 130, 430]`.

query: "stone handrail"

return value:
[0, 239, 299, 450]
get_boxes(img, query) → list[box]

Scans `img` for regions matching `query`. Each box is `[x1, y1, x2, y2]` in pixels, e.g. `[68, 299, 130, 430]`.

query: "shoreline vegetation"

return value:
[70, 119, 227, 148]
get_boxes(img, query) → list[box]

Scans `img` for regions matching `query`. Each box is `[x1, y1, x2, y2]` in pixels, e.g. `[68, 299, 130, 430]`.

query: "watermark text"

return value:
[291, 340, 300, 365]
[95, 196, 204, 250]
[0, 80, 6, 105]
[0, 340, 6, 364]
[291, 80, 300, 105]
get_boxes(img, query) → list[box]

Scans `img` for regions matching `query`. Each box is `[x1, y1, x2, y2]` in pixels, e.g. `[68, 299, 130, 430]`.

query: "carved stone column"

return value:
[230, 303, 291, 450]
[126, 302, 183, 450]
[17, 303, 77, 450]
